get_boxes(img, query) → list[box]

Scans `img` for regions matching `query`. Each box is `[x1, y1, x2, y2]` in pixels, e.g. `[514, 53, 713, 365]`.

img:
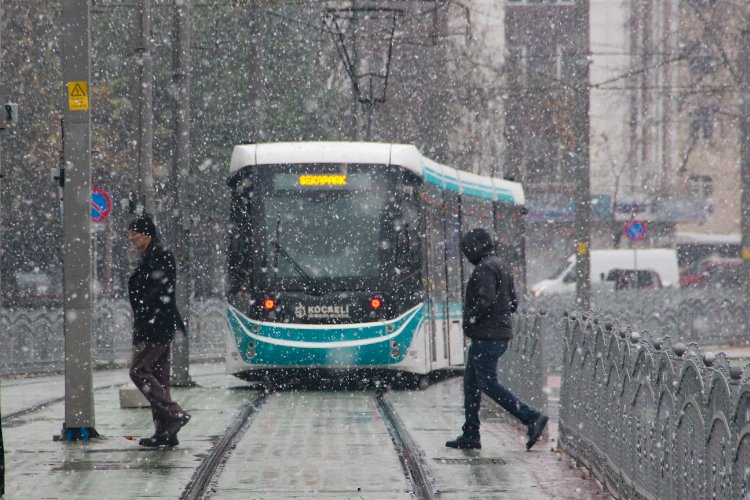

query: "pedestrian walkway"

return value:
[388, 376, 611, 499]
[1, 366, 610, 499]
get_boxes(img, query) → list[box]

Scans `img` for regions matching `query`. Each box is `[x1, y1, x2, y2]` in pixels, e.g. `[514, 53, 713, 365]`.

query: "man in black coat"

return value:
[446, 228, 548, 451]
[128, 214, 191, 448]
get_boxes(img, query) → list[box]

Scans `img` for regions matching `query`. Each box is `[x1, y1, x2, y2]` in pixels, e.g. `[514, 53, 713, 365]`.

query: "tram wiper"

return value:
[270, 237, 320, 294]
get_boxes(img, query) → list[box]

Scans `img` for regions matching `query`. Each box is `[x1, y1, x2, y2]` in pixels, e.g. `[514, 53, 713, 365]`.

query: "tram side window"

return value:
[228, 175, 253, 294]
[396, 173, 422, 275]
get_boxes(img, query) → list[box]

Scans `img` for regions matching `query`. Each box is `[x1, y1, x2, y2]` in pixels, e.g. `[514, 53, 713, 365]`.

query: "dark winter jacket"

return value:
[461, 228, 518, 341]
[128, 240, 185, 344]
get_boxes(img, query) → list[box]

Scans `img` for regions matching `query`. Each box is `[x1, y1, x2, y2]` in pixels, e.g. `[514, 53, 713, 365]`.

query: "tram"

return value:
[226, 142, 525, 386]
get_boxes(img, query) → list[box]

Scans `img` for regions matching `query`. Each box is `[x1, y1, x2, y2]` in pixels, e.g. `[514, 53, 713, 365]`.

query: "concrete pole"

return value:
[60, 0, 97, 440]
[171, 0, 193, 386]
[573, 0, 591, 310]
[136, 0, 155, 215]
[0, 1, 5, 490]
[740, 30, 750, 299]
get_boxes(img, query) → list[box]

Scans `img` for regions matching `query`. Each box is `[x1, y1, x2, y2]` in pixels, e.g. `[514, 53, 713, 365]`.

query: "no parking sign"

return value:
[624, 219, 646, 241]
[91, 188, 111, 222]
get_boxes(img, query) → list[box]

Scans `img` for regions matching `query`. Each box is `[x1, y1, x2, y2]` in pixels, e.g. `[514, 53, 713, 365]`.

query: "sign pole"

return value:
[573, 0, 591, 310]
[60, 0, 97, 440]
[0, 0, 6, 491]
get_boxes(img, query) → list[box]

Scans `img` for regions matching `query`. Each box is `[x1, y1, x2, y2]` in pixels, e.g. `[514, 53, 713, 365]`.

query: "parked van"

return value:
[531, 249, 680, 297]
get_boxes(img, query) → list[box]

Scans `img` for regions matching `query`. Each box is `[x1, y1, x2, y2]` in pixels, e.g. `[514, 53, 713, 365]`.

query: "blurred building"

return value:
[502, 0, 583, 283]
[501, 0, 735, 284]
[627, 0, 736, 238]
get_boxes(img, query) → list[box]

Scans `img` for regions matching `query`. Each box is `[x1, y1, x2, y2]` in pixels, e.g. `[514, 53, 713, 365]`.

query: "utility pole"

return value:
[171, 0, 193, 386]
[740, 29, 750, 298]
[136, 0, 155, 215]
[573, 0, 591, 309]
[0, 0, 6, 490]
[120, 0, 157, 409]
[60, 0, 97, 440]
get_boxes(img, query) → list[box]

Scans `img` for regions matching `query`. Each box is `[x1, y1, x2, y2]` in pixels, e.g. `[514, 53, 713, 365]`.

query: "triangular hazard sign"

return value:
[71, 83, 86, 97]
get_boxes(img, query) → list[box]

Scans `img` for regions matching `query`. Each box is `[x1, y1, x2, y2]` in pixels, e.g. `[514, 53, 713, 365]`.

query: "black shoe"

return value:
[526, 414, 548, 450]
[163, 412, 191, 437]
[445, 435, 481, 449]
[139, 435, 179, 448]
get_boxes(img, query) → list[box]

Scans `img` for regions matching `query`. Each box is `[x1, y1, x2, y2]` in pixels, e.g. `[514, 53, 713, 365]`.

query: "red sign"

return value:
[91, 188, 111, 222]
[624, 219, 646, 241]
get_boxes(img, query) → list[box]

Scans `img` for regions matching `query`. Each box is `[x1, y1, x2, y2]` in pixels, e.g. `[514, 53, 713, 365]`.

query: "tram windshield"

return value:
[230, 163, 416, 293]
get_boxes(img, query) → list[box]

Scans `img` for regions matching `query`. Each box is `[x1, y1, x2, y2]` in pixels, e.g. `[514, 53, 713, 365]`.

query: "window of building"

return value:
[688, 41, 717, 77]
[507, 45, 527, 86]
[558, 46, 577, 83]
[689, 104, 717, 141]
[688, 175, 713, 199]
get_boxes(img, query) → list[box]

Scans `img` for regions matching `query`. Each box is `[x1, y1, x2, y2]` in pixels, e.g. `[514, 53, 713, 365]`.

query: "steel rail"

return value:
[375, 391, 436, 500]
[2, 382, 122, 422]
[180, 390, 268, 500]
[1, 369, 227, 422]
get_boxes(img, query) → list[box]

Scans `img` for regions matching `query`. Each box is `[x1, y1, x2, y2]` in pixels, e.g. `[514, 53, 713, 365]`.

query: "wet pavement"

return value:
[1, 364, 611, 499]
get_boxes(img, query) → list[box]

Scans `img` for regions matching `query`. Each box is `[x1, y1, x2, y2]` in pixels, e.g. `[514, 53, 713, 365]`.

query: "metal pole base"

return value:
[55, 424, 100, 442]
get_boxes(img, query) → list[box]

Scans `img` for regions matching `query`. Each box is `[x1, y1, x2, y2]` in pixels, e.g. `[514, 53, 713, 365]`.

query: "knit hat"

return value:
[128, 214, 157, 238]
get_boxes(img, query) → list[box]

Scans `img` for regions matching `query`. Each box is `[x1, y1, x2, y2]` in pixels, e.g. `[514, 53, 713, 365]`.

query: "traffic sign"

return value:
[624, 219, 646, 241]
[91, 188, 111, 222]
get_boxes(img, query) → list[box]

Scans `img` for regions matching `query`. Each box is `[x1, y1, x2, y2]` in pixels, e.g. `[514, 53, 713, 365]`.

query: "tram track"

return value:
[1, 368, 227, 422]
[2, 381, 122, 422]
[375, 391, 436, 500]
[180, 389, 268, 500]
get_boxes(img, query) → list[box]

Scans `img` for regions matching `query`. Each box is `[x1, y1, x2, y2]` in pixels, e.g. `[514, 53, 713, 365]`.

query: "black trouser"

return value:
[129, 341, 184, 436]
[462, 339, 539, 438]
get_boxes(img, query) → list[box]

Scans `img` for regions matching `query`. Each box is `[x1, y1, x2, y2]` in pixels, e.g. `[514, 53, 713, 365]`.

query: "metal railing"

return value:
[0, 298, 227, 375]
[558, 312, 750, 499]
[534, 288, 750, 344]
[496, 310, 549, 416]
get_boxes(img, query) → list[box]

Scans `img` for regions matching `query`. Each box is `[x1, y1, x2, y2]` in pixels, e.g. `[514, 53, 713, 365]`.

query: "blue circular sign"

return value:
[91, 188, 111, 222]
[624, 219, 646, 241]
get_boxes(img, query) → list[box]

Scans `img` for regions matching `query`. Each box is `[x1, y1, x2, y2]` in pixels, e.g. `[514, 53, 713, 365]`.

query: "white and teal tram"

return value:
[226, 142, 525, 385]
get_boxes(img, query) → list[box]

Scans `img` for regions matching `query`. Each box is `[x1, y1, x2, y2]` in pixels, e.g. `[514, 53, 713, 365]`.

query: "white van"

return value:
[531, 248, 679, 296]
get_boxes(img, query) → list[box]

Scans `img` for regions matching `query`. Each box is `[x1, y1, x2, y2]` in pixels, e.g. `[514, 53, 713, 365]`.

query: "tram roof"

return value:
[230, 142, 525, 205]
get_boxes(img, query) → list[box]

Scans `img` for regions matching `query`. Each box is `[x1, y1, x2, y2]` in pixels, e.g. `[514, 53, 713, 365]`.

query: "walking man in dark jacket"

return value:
[446, 228, 548, 450]
[128, 214, 191, 448]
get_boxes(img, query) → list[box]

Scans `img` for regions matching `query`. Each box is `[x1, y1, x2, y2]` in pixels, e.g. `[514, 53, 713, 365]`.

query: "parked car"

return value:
[604, 268, 663, 291]
[679, 255, 741, 288]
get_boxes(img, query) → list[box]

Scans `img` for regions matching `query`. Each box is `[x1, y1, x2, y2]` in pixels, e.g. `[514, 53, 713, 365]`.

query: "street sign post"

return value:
[624, 219, 647, 276]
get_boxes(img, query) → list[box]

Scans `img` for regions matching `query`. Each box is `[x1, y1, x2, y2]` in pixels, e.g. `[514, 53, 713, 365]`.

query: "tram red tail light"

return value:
[262, 298, 277, 311]
[369, 297, 383, 310]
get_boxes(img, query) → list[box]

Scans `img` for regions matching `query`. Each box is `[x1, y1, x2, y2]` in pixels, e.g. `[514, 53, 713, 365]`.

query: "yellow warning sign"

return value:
[67, 81, 88, 111]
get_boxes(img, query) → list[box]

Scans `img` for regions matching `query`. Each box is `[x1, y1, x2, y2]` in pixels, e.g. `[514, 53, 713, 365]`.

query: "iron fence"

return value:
[558, 311, 750, 499]
[497, 310, 549, 416]
[530, 289, 750, 375]
[0, 298, 227, 375]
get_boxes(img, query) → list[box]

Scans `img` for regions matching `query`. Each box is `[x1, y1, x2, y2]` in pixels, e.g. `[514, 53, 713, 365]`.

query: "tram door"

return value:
[425, 185, 447, 365]
[444, 191, 464, 365]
